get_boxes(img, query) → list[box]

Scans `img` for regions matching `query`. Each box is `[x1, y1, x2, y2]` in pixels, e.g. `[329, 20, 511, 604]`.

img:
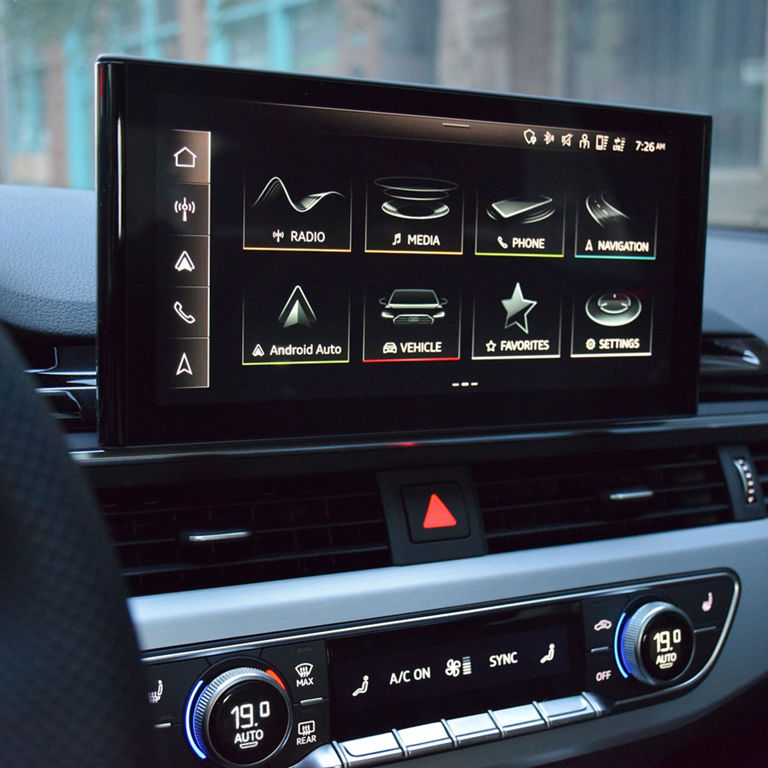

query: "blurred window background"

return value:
[1, 0, 766, 226]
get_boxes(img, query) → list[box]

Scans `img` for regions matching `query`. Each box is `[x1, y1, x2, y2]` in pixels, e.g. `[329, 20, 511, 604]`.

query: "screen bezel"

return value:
[97, 57, 710, 447]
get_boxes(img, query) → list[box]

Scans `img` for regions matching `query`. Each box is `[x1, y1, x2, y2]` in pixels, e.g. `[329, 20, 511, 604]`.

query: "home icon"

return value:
[173, 146, 197, 168]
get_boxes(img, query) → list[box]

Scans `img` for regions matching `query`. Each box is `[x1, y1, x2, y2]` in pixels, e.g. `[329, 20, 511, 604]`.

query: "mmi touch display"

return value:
[97, 58, 711, 446]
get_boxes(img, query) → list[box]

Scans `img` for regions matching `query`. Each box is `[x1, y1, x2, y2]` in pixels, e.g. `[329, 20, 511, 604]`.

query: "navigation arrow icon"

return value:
[252, 344, 265, 357]
[278, 285, 317, 328]
[176, 352, 193, 376]
[174, 250, 195, 272]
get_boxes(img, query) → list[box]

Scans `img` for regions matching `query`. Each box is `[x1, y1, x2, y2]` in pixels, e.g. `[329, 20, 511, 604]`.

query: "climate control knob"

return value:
[620, 601, 695, 686]
[189, 667, 292, 767]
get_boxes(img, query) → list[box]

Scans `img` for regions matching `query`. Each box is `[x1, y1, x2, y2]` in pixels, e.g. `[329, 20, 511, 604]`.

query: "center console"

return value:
[143, 572, 736, 767]
[93, 58, 743, 768]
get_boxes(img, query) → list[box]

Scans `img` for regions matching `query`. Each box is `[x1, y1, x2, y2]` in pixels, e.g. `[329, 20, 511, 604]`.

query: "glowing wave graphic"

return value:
[251, 176, 344, 213]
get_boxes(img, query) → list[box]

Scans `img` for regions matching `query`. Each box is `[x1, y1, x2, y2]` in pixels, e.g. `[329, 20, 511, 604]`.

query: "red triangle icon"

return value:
[422, 493, 457, 529]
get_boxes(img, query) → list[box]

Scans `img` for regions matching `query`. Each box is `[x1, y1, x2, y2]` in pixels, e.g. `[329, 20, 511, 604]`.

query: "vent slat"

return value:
[478, 449, 731, 555]
[99, 474, 390, 596]
[123, 542, 390, 578]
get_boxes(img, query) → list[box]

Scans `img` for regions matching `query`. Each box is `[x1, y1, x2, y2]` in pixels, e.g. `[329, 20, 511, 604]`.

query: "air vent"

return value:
[99, 472, 390, 596]
[25, 343, 96, 431]
[747, 444, 768, 516]
[476, 449, 731, 554]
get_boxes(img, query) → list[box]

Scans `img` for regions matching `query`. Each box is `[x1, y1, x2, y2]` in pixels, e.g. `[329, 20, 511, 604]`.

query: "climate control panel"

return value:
[143, 572, 737, 768]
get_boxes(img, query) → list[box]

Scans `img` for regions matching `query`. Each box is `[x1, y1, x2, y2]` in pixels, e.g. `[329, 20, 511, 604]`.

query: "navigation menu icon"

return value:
[176, 352, 193, 376]
[165, 338, 209, 388]
[575, 183, 657, 260]
[279, 285, 317, 328]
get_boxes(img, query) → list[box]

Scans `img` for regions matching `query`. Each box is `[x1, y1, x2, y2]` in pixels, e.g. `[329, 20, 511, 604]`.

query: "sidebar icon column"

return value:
[162, 129, 211, 389]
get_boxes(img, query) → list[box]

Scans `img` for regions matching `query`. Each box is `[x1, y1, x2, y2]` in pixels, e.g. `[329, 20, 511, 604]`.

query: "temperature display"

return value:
[640, 611, 694, 682]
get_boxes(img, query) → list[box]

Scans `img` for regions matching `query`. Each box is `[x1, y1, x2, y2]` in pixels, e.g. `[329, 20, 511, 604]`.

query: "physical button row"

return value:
[293, 694, 606, 768]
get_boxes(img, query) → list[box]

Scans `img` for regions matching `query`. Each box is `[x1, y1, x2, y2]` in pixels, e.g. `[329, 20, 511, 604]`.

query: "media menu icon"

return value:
[365, 177, 464, 254]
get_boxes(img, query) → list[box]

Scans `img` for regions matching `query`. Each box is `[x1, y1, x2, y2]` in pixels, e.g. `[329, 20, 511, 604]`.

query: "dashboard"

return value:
[2, 58, 768, 768]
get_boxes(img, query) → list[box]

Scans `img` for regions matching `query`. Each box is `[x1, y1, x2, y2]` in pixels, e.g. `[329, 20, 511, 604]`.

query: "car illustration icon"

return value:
[593, 619, 613, 632]
[382, 342, 398, 354]
[379, 288, 447, 325]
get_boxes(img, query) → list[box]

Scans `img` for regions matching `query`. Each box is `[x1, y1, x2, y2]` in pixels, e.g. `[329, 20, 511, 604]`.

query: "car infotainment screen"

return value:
[97, 58, 710, 446]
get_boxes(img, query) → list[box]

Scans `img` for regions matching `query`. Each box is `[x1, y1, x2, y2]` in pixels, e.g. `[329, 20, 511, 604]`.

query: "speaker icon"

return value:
[174, 196, 196, 223]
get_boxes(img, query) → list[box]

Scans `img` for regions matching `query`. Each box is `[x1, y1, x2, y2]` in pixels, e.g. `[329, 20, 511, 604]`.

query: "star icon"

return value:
[485, 340, 497, 352]
[501, 283, 537, 334]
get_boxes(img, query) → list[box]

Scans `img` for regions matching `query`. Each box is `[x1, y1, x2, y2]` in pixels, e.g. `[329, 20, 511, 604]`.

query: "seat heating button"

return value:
[336, 732, 403, 766]
[491, 703, 546, 736]
[536, 695, 596, 727]
[396, 722, 453, 756]
[445, 712, 501, 746]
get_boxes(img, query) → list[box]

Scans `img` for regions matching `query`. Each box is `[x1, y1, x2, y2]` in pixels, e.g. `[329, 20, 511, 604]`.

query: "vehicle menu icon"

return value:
[476, 190, 565, 258]
[472, 279, 561, 360]
[243, 173, 351, 252]
[365, 177, 464, 254]
[363, 284, 460, 362]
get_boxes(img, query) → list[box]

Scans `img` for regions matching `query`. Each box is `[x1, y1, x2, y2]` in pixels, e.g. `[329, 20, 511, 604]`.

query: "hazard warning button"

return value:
[402, 483, 470, 542]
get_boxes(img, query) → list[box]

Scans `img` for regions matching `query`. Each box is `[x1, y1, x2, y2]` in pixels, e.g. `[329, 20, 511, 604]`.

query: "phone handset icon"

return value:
[173, 300, 196, 324]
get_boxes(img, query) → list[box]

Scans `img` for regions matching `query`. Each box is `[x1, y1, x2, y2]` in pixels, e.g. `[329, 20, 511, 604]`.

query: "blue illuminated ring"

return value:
[185, 679, 208, 760]
[614, 611, 630, 679]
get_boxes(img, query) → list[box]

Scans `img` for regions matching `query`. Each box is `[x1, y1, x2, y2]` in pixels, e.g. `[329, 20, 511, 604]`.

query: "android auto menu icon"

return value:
[243, 280, 350, 365]
[244, 173, 351, 251]
[365, 177, 464, 254]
